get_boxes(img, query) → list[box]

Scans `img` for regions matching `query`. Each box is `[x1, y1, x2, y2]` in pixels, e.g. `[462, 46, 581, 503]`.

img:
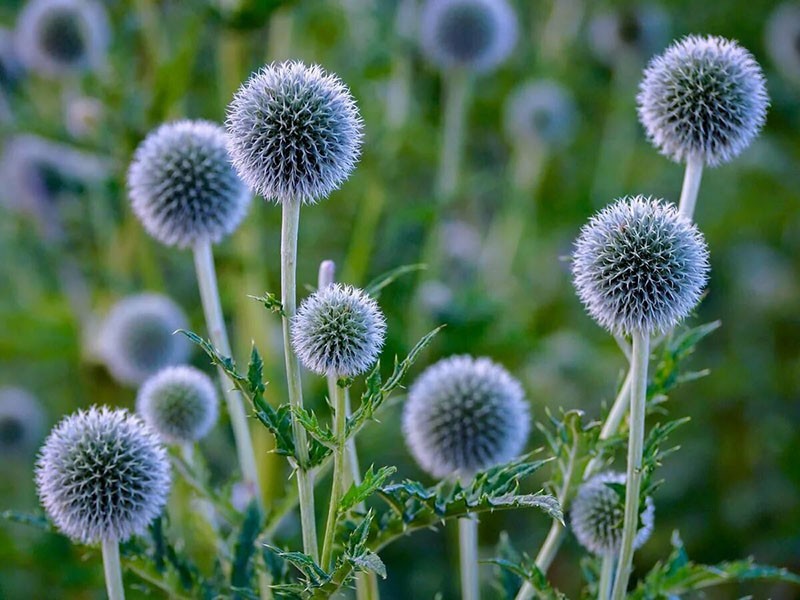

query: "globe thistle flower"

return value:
[226, 61, 363, 204]
[503, 80, 577, 148]
[570, 472, 655, 556]
[572, 196, 709, 336]
[765, 3, 800, 84]
[291, 284, 386, 378]
[15, 0, 109, 77]
[419, 0, 518, 73]
[637, 35, 769, 167]
[97, 293, 192, 387]
[136, 366, 218, 445]
[0, 387, 45, 456]
[402, 355, 530, 479]
[0, 27, 24, 89]
[127, 120, 252, 249]
[35, 406, 171, 544]
[588, 4, 669, 66]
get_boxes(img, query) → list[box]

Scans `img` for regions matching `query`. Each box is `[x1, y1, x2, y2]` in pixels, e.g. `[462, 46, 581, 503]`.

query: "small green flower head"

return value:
[226, 61, 363, 204]
[35, 406, 171, 544]
[637, 35, 769, 166]
[0, 387, 46, 456]
[136, 366, 218, 445]
[571, 196, 709, 335]
[503, 80, 577, 147]
[570, 472, 655, 556]
[419, 0, 518, 73]
[402, 355, 530, 479]
[128, 120, 252, 249]
[98, 294, 192, 387]
[291, 284, 386, 378]
[15, 0, 109, 77]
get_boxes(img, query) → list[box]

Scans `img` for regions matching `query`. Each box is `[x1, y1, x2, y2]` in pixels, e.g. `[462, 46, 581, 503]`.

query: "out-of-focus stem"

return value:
[459, 517, 480, 600]
[678, 155, 704, 220]
[437, 69, 470, 201]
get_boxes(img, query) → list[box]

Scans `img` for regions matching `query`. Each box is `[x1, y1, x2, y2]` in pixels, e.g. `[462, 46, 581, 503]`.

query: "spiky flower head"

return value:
[0, 387, 45, 456]
[226, 61, 363, 204]
[15, 0, 109, 77]
[765, 3, 800, 84]
[136, 366, 218, 445]
[588, 4, 669, 66]
[291, 284, 386, 378]
[570, 472, 655, 556]
[503, 80, 577, 147]
[637, 35, 769, 167]
[571, 196, 709, 335]
[419, 0, 518, 73]
[127, 120, 251, 249]
[97, 293, 192, 387]
[403, 355, 530, 479]
[35, 406, 171, 544]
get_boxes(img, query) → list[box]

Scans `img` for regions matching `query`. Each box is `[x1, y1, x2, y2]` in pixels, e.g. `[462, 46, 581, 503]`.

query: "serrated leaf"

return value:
[339, 465, 397, 514]
[364, 263, 426, 297]
[1, 510, 52, 532]
[349, 551, 387, 579]
[231, 500, 262, 597]
[248, 291, 286, 316]
[263, 546, 331, 589]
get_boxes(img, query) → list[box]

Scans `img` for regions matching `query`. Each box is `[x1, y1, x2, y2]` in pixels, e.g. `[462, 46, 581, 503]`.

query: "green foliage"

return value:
[364, 263, 426, 298]
[339, 465, 397, 514]
[249, 292, 286, 317]
[489, 533, 567, 600]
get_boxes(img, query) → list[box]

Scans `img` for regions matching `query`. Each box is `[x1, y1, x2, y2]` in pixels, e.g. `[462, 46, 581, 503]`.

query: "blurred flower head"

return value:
[637, 35, 769, 166]
[0, 387, 46, 457]
[0, 27, 24, 89]
[765, 3, 800, 84]
[503, 79, 577, 148]
[588, 4, 669, 66]
[226, 61, 363, 204]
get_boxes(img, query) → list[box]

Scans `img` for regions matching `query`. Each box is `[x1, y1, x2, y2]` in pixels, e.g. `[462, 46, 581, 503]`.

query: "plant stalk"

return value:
[678, 154, 704, 220]
[281, 200, 319, 560]
[193, 241, 261, 507]
[321, 378, 348, 570]
[101, 538, 125, 600]
[610, 329, 650, 600]
[459, 516, 480, 600]
[437, 68, 470, 201]
[599, 553, 616, 600]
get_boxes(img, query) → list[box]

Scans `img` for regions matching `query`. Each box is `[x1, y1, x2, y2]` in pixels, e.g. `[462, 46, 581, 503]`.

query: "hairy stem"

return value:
[321, 379, 348, 570]
[193, 241, 261, 507]
[599, 553, 616, 600]
[678, 154, 704, 220]
[102, 538, 125, 600]
[437, 68, 470, 201]
[281, 201, 319, 560]
[610, 330, 650, 600]
[459, 517, 480, 600]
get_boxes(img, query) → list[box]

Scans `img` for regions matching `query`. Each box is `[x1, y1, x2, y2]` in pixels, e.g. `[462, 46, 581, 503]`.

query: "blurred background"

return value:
[1, 0, 799, 598]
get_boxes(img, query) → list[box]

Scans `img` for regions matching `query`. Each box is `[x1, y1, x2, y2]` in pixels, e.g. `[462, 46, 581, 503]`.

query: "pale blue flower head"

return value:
[35, 406, 171, 544]
[136, 366, 218, 445]
[571, 196, 709, 335]
[503, 80, 577, 147]
[291, 283, 386, 378]
[402, 355, 529, 479]
[588, 4, 669, 66]
[226, 61, 363, 204]
[128, 120, 252, 249]
[0, 387, 46, 456]
[419, 0, 518, 73]
[571, 472, 655, 556]
[637, 35, 769, 166]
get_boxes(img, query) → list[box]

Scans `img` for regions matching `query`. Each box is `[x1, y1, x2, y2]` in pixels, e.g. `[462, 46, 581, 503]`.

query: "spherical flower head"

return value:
[127, 120, 252, 249]
[291, 283, 386, 378]
[136, 366, 218, 445]
[98, 293, 192, 387]
[588, 4, 669, 66]
[637, 35, 769, 167]
[503, 80, 577, 148]
[15, 0, 109, 77]
[570, 472, 655, 556]
[419, 0, 518, 73]
[765, 3, 800, 84]
[35, 406, 171, 544]
[571, 196, 709, 335]
[0, 387, 46, 456]
[402, 355, 530, 479]
[226, 61, 363, 204]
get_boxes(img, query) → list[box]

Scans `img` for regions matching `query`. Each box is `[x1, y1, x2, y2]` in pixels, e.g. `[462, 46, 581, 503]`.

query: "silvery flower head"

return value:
[402, 355, 530, 479]
[226, 61, 363, 204]
[588, 4, 669, 66]
[570, 472, 655, 556]
[127, 120, 252, 249]
[291, 283, 386, 378]
[136, 366, 218, 445]
[97, 293, 192, 387]
[637, 35, 769, 166]
[35, 406, 171, 544]
[765, 3, 800, 84]
[14, 0, 109, 77]
[0, 387, 46, 456]
[571, 196, 709, 336]
[0, 27, 24, 89]
[419, 0, 518, 73]
[503, 80, 577, 148]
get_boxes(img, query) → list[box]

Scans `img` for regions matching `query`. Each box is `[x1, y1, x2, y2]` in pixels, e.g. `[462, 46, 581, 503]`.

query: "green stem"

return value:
[599, 553, 616, 600]
[610, 330, 650, 600]
[321, 379, 347, 570]
[102, 538, 125, 600]
[678, 154, 704, 220]
[584, 372, 633, 477]
[459, 517, 480, 600]
[437, 69, 470, 201]
[193, 241, 261, 508]
[281, 200, 319, 560]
